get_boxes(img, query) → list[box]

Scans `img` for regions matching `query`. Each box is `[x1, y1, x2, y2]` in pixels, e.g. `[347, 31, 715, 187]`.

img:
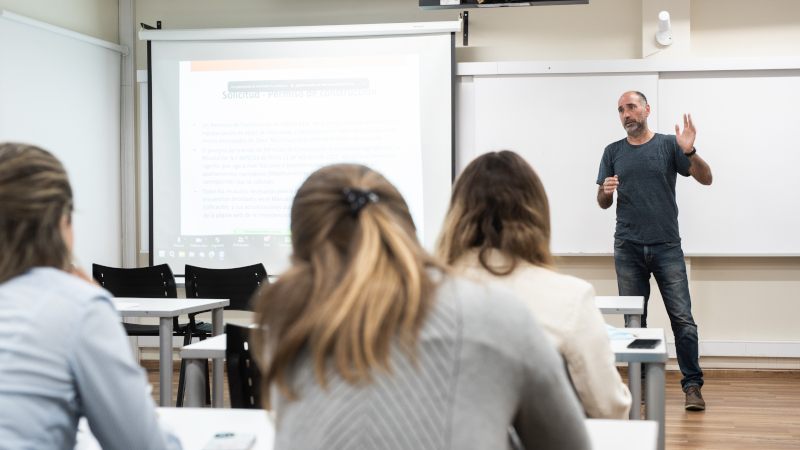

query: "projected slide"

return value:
[151, 33, 453, 274]
[177, 56, 423, 239]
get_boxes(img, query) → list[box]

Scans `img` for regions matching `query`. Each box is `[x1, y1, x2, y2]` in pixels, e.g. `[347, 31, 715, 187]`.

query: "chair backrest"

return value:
[226, 323, 262, 409]
[92, 264, 178, 298]
[184, 263, 268, 311]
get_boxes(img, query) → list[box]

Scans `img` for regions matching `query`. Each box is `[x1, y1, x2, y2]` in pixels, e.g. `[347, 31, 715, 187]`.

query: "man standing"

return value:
[596, 91, 712, 411]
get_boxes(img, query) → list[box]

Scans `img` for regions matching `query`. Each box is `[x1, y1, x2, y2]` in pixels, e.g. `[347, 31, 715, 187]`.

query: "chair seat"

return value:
[194, 322, 227, 335]
[123, 322, 192, 336]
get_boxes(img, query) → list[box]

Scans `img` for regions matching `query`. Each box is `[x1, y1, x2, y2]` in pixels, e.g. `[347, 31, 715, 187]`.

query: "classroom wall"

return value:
[692, 0, 800, 58]
[0, 0, 118, 44]
[133, 0, 643, 69]
[133, 0, 800, 69]
[16, 0, 797, 363]
[556, 257, 800, 370]
[133, 0, 800, 343]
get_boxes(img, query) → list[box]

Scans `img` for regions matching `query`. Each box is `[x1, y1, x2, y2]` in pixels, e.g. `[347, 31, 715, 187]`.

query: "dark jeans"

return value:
[614, 238, 703, 391]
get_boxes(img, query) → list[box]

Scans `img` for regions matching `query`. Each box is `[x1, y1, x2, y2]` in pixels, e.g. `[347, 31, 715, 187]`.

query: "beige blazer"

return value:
[453, 249, 632, 419]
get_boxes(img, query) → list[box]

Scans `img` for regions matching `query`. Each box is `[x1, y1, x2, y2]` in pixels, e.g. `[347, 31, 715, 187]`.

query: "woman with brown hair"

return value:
[254, 163, 590, 450]
[0, 143, 180, 449]
[437, 151, 631, 420]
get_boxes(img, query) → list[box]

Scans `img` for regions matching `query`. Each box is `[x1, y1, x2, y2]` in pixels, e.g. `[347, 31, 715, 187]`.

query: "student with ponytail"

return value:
[254, 164, 590, 450]
[0, 143, 180, 449]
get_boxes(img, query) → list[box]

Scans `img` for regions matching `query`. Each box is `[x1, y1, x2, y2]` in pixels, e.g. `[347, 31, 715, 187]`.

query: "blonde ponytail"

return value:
[253, 164, 442, 406]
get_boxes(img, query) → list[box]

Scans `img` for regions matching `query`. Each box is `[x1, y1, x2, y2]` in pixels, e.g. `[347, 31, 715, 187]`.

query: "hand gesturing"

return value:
[603, 175, 619, 195]
[675, 113, 696, 153]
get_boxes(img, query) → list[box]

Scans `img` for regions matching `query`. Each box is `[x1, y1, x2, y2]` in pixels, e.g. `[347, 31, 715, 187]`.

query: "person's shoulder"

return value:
[605, 137, 627, 152]
[656, 133, 680, 147]
[436, 273, 538, 334]
[529, 267, 595, 297]
[18, 267, 113, 307]
[503, 265, 596, 316]
[439, 271, 524, 303]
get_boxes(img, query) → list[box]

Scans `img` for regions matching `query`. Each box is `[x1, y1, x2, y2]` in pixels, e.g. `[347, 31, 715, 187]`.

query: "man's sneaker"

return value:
[685, 385, 705, 411]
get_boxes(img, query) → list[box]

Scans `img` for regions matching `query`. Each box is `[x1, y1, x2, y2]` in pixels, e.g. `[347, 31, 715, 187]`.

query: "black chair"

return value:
[226, 323, 262, 409]
[92, 263, 203, 407]
[183, 263, 268, 405]
[184, 263, 268, 317]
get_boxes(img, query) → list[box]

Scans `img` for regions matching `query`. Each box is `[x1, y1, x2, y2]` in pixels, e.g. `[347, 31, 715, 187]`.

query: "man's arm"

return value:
[686, 153, 712, 185]
[597, 175, 618, 209]
[675, 113, 712, 185]
[70, 298, 181, 450]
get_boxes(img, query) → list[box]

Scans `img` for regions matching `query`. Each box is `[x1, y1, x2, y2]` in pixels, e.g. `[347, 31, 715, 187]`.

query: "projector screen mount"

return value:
[420, 0, 588, 10]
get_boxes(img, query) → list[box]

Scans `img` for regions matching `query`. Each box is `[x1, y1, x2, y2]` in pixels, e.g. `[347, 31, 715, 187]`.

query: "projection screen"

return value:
[145, 22, 457, 275]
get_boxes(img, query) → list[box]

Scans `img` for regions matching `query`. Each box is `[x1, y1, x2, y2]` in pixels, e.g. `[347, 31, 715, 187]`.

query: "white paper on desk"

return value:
[116, 302, 139, 310]
[202, 432, 256, 450]
[605, 324, 634, 341]
[74, 417, 102, 450]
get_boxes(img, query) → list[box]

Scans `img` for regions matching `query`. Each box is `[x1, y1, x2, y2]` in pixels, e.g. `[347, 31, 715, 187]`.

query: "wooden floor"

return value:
[628, 372, 800, 449]
[146, 365, 800, 449]
[145, 362, 232, 409]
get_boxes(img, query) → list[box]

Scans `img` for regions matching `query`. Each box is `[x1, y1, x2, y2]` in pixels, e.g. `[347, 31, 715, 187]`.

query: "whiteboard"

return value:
[0, 17, 122, 268]
[659, 70, 800, 255]
[473, 73, 659, 254]
[466, 69, 800, 255]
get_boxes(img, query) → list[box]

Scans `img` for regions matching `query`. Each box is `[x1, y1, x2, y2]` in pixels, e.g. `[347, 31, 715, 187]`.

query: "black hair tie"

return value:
[342, 188, 379, 218]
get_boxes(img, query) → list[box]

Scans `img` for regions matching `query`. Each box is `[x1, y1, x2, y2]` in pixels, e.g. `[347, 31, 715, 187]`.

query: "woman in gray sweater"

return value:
[253, 164, 591, 450]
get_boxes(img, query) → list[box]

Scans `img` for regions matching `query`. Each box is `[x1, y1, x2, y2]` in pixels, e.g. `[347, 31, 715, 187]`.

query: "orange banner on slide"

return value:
[191, 55, 407, 72]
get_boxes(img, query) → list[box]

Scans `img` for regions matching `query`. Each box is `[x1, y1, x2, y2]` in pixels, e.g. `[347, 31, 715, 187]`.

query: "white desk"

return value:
[596, 295, 646, 419]
[113, 298, 230, 407]
[595, 296, 644, 324]
[155, 408, 657, 450]
[157, 408, 274, 450]
[611, 327, 669, 450]
[180, 333, 227, 408]
[586, 419, 658, 450]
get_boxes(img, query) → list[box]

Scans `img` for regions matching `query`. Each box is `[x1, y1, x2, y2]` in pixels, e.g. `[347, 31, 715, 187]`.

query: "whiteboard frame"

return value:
[457, 55, 800, 76]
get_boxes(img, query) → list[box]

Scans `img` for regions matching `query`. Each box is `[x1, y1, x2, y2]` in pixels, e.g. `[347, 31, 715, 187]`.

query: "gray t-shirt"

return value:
[596, 133, 692, 245]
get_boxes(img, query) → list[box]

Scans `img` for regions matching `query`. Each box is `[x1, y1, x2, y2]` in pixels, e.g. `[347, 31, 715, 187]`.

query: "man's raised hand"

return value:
[603, 175, 619, 195]
[675, 113, 696, 153]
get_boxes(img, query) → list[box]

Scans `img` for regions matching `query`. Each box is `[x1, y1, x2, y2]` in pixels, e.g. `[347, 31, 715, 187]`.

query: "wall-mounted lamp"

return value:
[656, 11, 674, 46]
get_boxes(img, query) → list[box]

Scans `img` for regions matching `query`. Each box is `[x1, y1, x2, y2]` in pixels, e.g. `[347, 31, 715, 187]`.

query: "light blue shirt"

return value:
[0, 267, 181, 450]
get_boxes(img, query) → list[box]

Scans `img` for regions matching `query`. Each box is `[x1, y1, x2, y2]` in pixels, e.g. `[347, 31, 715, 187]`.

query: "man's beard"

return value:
[624, 117, 646, 137]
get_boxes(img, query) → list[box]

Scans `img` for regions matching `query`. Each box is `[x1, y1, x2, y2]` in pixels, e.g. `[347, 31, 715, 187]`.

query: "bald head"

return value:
[619, 91, 648, 107]
[618, 91, 651, 138]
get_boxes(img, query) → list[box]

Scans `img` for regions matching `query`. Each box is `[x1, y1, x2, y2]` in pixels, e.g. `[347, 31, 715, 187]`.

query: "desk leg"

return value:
[211, 307, 224, 408]
[159, 317, 173, 407]
[185, 359, 205, 407]
[629, 362, 642, 420]
[626, 313, 642, 420]
[645, 362, 666, 450]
